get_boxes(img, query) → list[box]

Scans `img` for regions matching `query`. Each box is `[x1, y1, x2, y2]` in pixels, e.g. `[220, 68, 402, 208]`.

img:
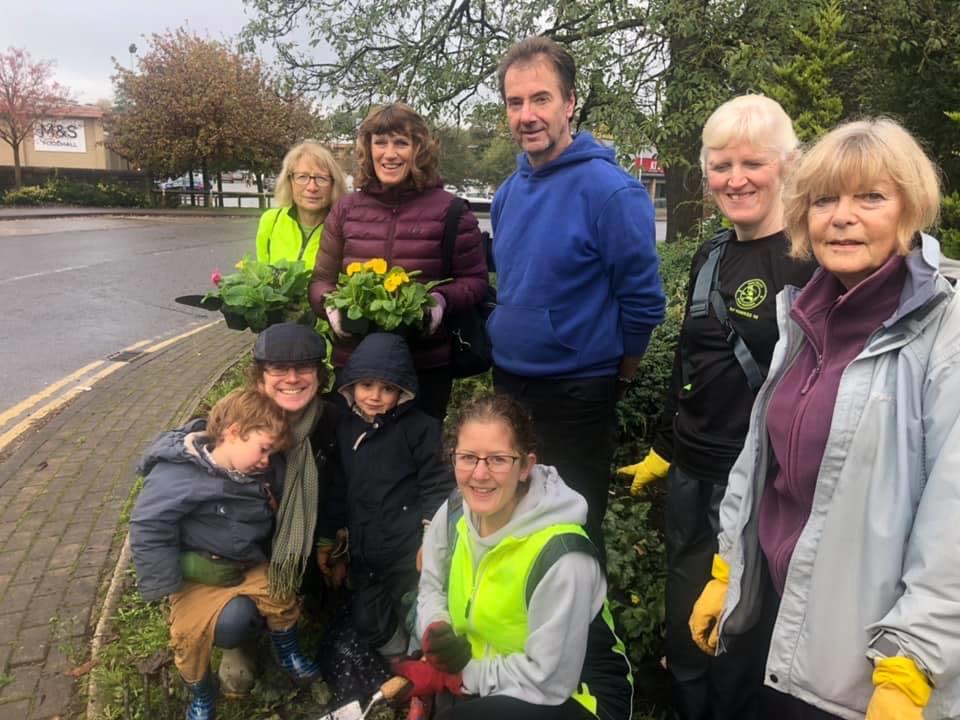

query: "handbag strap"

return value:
[441, 197, 466, 277]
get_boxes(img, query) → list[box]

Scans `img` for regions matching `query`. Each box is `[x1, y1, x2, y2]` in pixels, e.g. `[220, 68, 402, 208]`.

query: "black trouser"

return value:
[493, 368, 618, 563]
[350, 555, 420, 653]
[664, 464, 770, 720]
[435, 695, 594, 720]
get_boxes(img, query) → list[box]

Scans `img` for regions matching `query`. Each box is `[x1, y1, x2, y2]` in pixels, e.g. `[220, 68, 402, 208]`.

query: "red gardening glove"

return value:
[392, 658, 462, 698]
[422, 622, 472, 673]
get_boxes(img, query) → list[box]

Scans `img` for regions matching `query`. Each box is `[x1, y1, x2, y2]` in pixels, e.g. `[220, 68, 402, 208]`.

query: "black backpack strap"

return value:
[689, 229, 731, 318]
[524, 533, 598, 606]
[441, 198, 466, 277]
[684, 229, 764, 392]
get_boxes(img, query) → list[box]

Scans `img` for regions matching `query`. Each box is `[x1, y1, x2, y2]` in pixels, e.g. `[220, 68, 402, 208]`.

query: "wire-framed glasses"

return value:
[451, 452, 520, 473]
[263, 363, 318, 377]
[290, 173, 332, 187]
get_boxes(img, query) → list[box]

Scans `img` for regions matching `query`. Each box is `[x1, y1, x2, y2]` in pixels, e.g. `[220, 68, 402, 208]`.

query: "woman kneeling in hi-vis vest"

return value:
[393, 393, 633, 720]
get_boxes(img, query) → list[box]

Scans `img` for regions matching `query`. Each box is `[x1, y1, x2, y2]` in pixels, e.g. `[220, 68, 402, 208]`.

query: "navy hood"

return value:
[337, 332, 418, 404]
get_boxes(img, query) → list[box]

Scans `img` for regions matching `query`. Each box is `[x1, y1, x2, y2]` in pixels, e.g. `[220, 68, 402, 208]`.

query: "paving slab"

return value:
[0, 321, 252, 718]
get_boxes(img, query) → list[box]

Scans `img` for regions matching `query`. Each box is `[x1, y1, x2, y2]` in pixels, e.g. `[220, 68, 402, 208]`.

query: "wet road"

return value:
[0, 215, 257, 413]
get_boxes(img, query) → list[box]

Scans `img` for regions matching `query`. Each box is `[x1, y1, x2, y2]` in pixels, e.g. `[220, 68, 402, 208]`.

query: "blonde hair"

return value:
[700, 95, 799, 174]
[207, 388, 291, 450]
[273, 140, 348, 213]
[784, 118, 942, 260]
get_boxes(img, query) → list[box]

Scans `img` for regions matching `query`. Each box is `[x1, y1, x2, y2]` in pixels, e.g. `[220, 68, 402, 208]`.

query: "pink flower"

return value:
[211, 268, 222, 286]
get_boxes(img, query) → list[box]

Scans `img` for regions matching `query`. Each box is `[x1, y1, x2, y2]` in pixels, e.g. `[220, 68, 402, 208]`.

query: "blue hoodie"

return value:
[489, 132, 665, 378]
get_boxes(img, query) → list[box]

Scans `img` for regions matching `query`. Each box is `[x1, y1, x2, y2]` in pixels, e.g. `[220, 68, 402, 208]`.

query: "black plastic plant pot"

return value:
[221, 310, 249, 331]
[341, 315, 370, 335]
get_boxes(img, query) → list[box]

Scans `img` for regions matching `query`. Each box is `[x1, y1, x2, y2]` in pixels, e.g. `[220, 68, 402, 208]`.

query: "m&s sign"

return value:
[34, 119, 86, 153]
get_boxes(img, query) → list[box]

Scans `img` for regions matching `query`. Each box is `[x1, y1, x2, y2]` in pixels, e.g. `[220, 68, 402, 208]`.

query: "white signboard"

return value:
[34, 118, 86, 153]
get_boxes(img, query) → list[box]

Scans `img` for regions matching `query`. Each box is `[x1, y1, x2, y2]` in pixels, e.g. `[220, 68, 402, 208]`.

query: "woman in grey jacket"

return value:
[689, 118, 960, 719]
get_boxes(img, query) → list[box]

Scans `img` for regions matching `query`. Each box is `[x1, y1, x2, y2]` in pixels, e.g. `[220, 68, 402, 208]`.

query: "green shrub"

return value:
[2, 184, 59, 205]
[939, 193, 960, 259]
[2, 175, 148, 207]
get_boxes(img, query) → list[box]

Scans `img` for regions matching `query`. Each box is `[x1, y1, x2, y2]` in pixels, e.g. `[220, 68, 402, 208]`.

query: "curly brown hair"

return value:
[354, 103, 440, 192]
[448, 393, 538, 458]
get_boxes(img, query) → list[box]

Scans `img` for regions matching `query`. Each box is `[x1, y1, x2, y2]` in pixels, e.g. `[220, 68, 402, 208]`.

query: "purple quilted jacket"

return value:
[309, 180, 488, 369]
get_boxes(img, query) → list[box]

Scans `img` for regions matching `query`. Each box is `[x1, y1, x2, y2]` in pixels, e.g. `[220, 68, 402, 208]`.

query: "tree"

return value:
[842, 0, 960, 188]
[0, 47, 71, 187]
[106, 29, 318, 195]
[756, 0, 852, 141]
[242, 0, 814, 240]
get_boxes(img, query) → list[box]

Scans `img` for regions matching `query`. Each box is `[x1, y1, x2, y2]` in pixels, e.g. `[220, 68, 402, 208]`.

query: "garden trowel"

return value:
[317, 676, 410, 720]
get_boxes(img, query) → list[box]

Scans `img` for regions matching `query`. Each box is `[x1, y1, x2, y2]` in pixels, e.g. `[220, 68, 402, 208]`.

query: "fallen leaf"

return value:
[65, 659, 97, 678]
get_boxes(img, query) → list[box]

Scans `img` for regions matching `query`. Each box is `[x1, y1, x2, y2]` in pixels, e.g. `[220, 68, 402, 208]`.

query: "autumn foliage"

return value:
[106, 29, 318, 187]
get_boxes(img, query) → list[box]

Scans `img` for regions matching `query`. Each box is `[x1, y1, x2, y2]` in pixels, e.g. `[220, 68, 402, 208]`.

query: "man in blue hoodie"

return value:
[489, 35, 666, 553]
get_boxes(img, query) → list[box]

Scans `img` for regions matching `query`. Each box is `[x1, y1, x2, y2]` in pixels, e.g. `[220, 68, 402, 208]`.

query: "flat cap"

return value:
[253, 322, 327, 364]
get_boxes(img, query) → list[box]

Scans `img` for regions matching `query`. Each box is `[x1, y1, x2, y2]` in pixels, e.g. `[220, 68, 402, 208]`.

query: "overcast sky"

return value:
[0, 1, 261, 103]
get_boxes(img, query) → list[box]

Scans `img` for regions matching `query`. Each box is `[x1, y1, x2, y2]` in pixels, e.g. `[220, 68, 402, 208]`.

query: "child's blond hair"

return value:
[206, 389, 291, 450]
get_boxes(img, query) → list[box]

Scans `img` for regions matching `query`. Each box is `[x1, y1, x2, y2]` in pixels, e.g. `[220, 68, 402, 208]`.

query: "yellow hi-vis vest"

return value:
[447, 516, 630, 717]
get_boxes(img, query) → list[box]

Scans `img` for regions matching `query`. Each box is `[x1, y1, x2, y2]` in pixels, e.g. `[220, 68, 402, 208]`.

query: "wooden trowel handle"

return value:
[380, 675, 412, 700]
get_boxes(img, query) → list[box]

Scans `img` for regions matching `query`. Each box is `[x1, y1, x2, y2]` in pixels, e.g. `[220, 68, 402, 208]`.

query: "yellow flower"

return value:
[235, 258, 247, 270]
[630, 593, 641, 606]
[346, 261, 364, 276]
[364, 258, 388, 275]
[383, 270, 410, 293]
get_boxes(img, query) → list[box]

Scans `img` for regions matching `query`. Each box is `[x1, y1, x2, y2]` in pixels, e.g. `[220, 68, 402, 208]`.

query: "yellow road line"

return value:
[0, 320, 222, 454]
[0, 360, 106, 426]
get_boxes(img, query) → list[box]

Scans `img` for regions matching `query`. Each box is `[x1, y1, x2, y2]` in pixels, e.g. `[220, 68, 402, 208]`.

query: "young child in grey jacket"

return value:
[130, 388, 321, 720]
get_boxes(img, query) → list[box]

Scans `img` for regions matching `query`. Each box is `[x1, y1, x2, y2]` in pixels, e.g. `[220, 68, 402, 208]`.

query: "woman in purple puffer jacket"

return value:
[309, 102, 488, 420]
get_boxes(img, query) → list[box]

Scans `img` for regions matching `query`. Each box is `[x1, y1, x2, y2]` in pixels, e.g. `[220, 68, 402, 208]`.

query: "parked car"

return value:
[158, 174, 206, 191]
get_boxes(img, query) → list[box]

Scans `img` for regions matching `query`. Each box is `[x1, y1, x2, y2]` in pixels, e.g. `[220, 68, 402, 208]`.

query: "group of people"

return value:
[128, 31, 959, 720]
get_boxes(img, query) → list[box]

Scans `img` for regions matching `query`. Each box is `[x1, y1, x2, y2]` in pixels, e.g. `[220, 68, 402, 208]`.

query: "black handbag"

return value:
[441, 198, 496, 378]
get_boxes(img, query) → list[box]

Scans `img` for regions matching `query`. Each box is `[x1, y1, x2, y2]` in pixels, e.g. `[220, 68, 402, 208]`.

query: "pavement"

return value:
[0, 321, 254, 719]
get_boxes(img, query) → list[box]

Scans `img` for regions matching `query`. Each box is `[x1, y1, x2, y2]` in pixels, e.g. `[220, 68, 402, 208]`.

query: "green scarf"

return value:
[268, 398, 320, 599]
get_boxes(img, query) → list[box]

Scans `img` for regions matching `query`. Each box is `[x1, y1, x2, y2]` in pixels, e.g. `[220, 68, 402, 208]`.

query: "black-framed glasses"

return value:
[263, 363, 318, 377]
[290, 172, 332, 187]
[451, 452, 520, 473]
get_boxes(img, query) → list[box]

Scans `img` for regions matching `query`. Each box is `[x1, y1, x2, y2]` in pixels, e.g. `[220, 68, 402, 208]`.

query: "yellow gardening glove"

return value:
[688, 554, 729, 654]
[865, 657, 930, 720]
[617, 449, 671, 495]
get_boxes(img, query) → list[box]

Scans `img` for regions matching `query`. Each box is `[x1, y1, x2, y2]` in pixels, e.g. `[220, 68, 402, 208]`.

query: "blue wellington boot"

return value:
[270, 626, 322, 684]
[183, 671, 216, 720]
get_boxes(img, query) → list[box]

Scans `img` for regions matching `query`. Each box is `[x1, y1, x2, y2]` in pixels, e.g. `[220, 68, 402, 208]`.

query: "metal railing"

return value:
[149, 189, 275, 209]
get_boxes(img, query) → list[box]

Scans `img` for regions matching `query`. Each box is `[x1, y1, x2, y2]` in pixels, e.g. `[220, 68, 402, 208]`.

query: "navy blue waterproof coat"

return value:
[321, 333, 454, 573]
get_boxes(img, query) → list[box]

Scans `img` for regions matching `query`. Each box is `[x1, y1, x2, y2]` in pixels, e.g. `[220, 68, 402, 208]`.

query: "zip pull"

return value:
[799, 354, 823, 395]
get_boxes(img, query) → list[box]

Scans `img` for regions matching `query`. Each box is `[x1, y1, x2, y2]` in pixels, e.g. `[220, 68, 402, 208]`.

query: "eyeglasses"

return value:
[451, 452, 520, 473]
[264, 363, 318, 377]
[290, 173, 332, 187]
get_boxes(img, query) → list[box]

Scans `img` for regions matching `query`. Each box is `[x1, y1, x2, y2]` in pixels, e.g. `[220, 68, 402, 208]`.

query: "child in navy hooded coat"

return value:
[318, 332, 453, 658]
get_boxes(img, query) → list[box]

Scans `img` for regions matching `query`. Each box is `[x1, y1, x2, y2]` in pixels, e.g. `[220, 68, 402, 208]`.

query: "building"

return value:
[632, 151, 666, 215]
[0, 104, 132, 172]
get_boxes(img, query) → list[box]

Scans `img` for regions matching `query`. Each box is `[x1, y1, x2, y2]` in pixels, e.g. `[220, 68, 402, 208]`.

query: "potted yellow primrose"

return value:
[325, 258, 448, 336]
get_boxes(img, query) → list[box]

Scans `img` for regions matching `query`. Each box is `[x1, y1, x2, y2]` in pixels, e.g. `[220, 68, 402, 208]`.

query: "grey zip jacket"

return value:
[716, 235, 960, 719]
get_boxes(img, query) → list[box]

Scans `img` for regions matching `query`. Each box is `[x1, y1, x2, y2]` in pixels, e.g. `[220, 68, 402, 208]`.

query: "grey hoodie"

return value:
[417, 465, 607, 705]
